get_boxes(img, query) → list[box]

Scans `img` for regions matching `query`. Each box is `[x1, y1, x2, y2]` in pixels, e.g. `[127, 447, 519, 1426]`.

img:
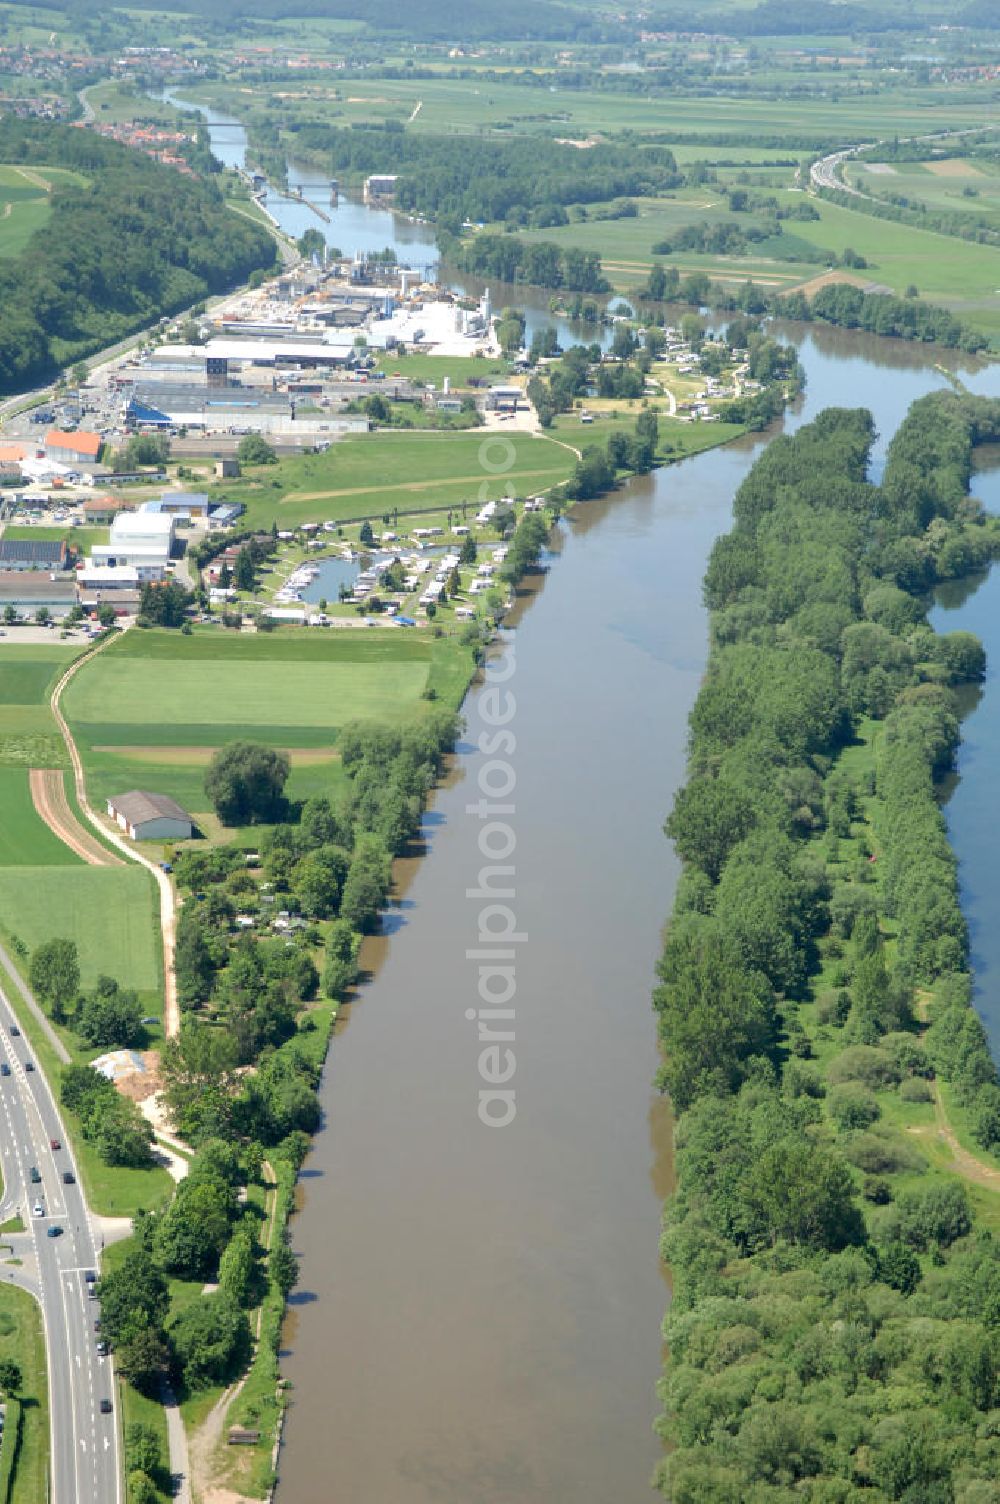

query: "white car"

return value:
[32, 1201, 44, 1217]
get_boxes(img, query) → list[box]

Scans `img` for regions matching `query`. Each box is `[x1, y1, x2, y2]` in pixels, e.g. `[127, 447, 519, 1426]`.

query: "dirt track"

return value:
[29, 768, 125, 867]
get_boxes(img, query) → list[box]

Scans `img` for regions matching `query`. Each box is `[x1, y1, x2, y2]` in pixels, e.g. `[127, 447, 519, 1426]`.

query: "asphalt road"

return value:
[0, 996, 120, 1504]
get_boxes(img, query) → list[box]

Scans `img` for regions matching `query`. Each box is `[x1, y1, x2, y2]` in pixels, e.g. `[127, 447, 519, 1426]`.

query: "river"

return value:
[932, 451, 1000, 1057]
[160, 89, 1000, 1502]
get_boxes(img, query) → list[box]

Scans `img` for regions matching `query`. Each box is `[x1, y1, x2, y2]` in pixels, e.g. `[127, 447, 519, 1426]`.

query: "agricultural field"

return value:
[209, 428, 577, 530]
[0, 642, 161, 1001]
[0, 643, 75, 769]
[0, 767, 79, 865]
[189, 74, 1000, 144]
[63, 627, 473, 831]
[844, 156, 1000, 226]
[509, 181, 1000, 333]
[0, 866, 161, 995]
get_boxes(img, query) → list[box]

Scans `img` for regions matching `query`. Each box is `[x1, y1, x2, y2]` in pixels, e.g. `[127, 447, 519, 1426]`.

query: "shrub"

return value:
[828, 1046, 901, 1090]
[843, 1130, 927, 1176]
[828, 1082, 881, 1130]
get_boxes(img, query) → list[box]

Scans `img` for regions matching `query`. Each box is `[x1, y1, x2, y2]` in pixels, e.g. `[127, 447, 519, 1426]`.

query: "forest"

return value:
[284, 124, 681, 231]
[657, 390, 1000, 1501]
[0, 120, 275, 395]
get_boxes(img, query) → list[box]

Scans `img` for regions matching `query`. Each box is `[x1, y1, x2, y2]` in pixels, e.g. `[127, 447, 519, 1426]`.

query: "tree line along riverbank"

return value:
[656, 389, 1000, 1502]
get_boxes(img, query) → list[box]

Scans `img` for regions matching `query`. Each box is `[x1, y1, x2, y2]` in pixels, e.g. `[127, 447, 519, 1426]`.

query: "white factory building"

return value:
[89, 507, 175, 580]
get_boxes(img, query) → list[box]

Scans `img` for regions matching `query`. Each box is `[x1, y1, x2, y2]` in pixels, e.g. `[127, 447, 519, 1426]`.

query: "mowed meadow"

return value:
[63, 626, 473, 834]
[0, 643, 160, 997]
[210, 428, 578, 530]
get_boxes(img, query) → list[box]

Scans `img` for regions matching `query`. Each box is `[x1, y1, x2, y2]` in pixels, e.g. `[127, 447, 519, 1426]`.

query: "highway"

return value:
[810, 127, 986, 201]
[0, 991, 120, 1504]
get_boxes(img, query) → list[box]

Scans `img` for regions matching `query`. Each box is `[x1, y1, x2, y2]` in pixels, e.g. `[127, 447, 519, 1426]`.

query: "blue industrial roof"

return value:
[126, 398, 171, 426]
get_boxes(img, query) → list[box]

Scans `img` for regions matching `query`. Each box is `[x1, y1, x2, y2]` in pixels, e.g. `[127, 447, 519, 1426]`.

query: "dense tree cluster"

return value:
[95, 1140, 263, 1394]
[287, 123, 679, 229]
[784, 284, 989, 353]
[653, 218, 827, 264]
[166, 706, 459, 1145]
[0, 118, 274, 395]
[656, 392, 1000, 1499]
[61, 1065, 155, 1168]
[447, 233, 608, 293]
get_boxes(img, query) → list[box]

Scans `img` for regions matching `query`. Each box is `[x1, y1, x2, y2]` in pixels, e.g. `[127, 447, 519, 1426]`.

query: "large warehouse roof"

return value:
[108, 790, 190, 826]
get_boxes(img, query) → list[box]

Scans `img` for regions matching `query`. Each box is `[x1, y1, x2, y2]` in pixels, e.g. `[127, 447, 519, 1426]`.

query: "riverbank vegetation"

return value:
[41, 619, 478, 1494]
[656, 390, 1000, 1500]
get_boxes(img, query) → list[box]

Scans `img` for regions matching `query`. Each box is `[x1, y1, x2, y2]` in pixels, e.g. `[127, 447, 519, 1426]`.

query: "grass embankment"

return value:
[0, 1283, 48, 1504]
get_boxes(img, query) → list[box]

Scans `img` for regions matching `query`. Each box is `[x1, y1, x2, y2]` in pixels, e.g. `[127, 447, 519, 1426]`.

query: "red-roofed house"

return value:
[44, 429, 102, 465]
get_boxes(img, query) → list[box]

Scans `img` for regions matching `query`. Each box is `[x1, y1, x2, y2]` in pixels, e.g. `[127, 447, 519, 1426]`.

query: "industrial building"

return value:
[77, 564, 140, 592]
[44, 429, 102, 465]
[0, 570, 77, 617]
[90, 507, 174, 578]
[149, 491, 211, 520]
[0, 538, 69, 571]
[106, 790, 192, 842]
[363, 174, 398, 200]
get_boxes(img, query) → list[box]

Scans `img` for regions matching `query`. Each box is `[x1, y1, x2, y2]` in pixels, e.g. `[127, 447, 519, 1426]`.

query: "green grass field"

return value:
[0, 768, 81, 866]
[0, 163, 83, 259]
[374, 352, 511, 384]
[191, 74, 1000, 144]
[0, 1283, 48, 1504]
[506, 179, 1000, 334]
[0, 645, 77, 769]
[64, 627, 474, 818]
[214, 429, 576, 530]
[0, 867, 161, 991]
[845, 156, 1000, 226]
